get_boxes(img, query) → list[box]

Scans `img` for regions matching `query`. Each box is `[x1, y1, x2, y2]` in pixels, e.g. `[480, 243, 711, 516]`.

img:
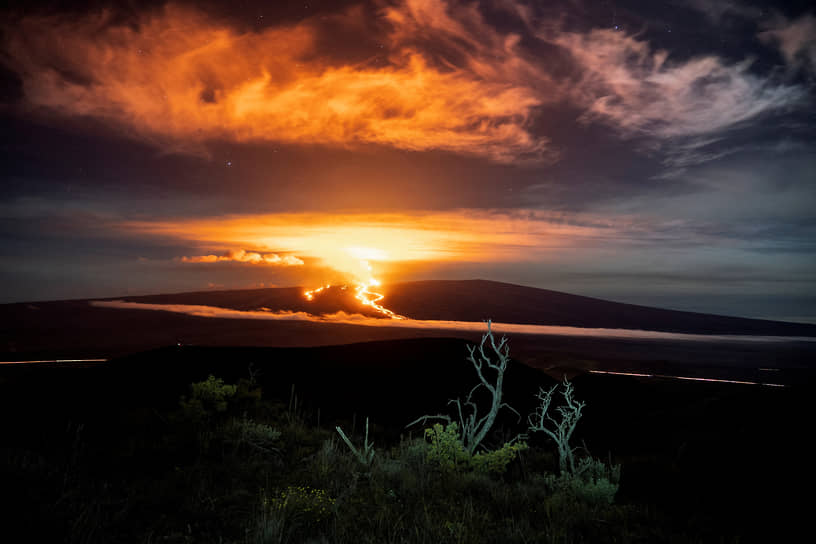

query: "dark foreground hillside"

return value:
[1, 338, 812, 542]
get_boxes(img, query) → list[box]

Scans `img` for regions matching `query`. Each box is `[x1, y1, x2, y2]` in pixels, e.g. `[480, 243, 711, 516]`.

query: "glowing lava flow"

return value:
[303, 260, 405, 319]
[304, 284, 332, 301]
[353, 277, 405, 319]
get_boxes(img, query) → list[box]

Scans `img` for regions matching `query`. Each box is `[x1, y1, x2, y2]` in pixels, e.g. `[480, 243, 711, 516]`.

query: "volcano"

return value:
[106, 279, 816, 337]
[2, 279, 815, 363]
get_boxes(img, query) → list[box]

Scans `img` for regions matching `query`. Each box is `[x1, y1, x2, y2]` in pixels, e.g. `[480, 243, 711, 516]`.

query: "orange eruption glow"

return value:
[303, 253, 406, 319]
[303, 284, 332, 302]
[351, 278, 406, 320]
[119, 208, 624, 313]
[121, 209, 613, 264]
[181, 249, 303, 265]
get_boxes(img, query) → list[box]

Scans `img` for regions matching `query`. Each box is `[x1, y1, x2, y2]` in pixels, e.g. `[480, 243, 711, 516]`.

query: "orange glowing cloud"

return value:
[180, 249, 304, 265]
[1, 1, 554, 162]
[120, 209, 621, 283]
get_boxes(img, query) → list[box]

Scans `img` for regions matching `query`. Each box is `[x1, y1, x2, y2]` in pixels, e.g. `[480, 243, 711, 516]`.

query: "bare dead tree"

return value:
[527, 377, 585, 475]
[407, 319, 524, 454]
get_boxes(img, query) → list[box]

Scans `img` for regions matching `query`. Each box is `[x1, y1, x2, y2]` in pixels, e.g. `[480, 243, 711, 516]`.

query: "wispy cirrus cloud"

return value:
[551, 28, 804, 141]
[684, 0, 762, 24]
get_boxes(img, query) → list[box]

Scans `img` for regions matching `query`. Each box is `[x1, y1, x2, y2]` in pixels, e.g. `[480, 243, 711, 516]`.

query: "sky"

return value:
[0, 0, 814, 322]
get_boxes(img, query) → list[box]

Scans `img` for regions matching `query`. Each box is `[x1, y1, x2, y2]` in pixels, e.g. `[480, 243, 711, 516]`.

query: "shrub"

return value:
[179, 375, 237, 420]
[408, 320, 525, 455]
[527, 377, 621, 504]
[266, 485, 336, 523]
[255, 485, 335, 542]
[542, 456, 621, 505]
[424, 422, 471, 472]
[424, 422, 528, 475]
[230, 417, 281, 456]
[573, 456, 621, 504]
[234, 377, 263, 411]
[471, 441, 529, 475]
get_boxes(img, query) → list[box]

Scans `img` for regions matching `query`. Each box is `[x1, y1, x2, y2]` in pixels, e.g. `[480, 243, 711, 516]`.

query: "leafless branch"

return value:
[407, 319, 522, 454]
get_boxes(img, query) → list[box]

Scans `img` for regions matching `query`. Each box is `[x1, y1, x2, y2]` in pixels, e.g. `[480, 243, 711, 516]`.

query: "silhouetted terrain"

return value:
[383, 280, 816, 335]
[3, 281, 815, 383]
[1, 337, 811, 542]
[2, 282, 814, 540]
[115, 280, 816, 335]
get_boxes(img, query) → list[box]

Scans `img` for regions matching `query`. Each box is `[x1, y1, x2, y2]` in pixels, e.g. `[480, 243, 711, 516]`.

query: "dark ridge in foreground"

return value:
[1, 338, 549, 443]
[1, 338, 811, 542]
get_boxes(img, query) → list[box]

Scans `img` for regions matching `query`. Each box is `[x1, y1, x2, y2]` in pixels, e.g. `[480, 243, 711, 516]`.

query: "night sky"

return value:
[1, 0, 814, 323]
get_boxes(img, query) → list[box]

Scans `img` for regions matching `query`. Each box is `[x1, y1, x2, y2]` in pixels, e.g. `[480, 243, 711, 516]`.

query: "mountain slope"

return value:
[382, 280, 816, 336]
[120, 279, 816, 336]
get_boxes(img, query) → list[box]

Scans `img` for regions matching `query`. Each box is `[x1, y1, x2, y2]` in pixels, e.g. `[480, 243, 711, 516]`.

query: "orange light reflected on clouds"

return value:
[2, 1, 554, 162]
[180, 249, 304, 265]
[121, 209, 614, 280]
[122, 208, 629, 315]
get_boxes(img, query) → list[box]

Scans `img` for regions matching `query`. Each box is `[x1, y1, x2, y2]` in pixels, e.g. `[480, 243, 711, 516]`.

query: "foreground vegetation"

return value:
[10, 378, 639, 543]
[1, 327, 809, 542]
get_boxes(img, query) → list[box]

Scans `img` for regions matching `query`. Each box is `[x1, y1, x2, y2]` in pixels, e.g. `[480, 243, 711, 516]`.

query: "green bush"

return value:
[543, 456, 621, 505]
[254, 485, 336, 542]
[424, 422, 528, 475]
[471, 441, 529, 475]
[179, 375, 237, 420]
[425, 422, 471, 472]
[266, 485, 336, 523]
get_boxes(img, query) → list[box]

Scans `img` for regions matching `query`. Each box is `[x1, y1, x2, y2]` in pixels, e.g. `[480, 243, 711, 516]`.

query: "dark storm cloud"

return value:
[759, 13, 816, 76]
[683, 0, 763, 24]
[0, 202, 192, 261]
[587, 147, 816, 276]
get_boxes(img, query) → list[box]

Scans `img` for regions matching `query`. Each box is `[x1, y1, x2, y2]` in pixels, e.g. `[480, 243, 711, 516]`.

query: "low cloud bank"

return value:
[90, 300, 816, 343]
[180, 249, 303, 265]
